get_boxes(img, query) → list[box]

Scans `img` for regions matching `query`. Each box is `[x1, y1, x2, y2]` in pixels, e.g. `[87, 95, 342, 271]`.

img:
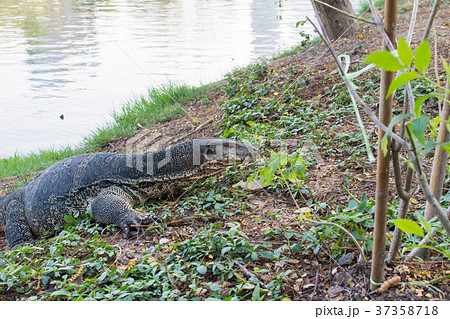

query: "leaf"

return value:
[251, 252, 258, 260]
[397, 37, 413, 66]
[259, 250, 275, 260]
[415, 212, 432, 234]
[407, 245, 448, 257]
[252, 283, 261, 301]
[64, 215, 77, 224]
[210, 283, 221, 291]
[197, 265, 207, 275]
[221, 246, 232, 256]
[97, 271, 108, 282]
[380, 113, 413, 156]
[414, 94, 441, 117]
[411, 114, 430, 145]
[414, 39, 431, 74]
[442, 57, 449, 75]
[290, 244, 301, 253]
[51, 290, 71, 296]
[387, 72, 419, 98]
[394, 219, 424, 237]
[364, 51, 405, 71]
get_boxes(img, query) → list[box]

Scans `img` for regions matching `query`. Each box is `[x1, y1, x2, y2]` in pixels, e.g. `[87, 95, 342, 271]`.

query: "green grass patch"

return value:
[358, 0, 385, 15]
[0, 147, 81, 179]
[272, 37, 322, 60]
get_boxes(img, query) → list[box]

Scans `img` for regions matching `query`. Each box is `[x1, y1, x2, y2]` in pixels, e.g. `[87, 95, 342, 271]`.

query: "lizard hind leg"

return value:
[88, 187, 157, 237]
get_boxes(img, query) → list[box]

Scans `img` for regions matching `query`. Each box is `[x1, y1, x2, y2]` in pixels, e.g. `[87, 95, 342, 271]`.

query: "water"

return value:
[0, 0, 361, 157]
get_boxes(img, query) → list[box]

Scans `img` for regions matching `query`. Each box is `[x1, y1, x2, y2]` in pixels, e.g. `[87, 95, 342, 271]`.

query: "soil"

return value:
[1, 3, 449, 301]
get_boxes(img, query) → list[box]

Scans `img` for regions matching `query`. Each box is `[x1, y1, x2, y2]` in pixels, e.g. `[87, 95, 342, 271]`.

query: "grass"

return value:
[272, 37, 322, 60]
[0, 147, 81, 179]
[358, 0, 386, 15]
[0, 83, 213, 179]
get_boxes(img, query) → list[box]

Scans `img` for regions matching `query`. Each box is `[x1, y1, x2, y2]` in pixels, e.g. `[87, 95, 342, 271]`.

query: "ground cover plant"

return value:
[1, 2, 449, 300]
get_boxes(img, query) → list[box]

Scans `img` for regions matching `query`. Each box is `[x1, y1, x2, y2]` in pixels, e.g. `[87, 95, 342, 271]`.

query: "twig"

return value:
[391, 142, 412, 201]
[387, 157, 414, 264]
[407, 0, 419, 45]
[306, 16, 406, 147]
[313, 0, 376, 25]
[233, 260, 269, 289]
[422, 0, 441, 42]
[310, 269, 320, 300]
[367, 0, 396, 52]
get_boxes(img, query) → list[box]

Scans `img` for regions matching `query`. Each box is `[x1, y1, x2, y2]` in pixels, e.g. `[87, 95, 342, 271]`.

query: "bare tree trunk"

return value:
[370, 0, 398, 291]
[312, 0, 356, 40]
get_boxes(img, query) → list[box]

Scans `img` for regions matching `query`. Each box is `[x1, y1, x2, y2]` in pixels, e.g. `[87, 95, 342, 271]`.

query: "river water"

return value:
[0, 0, 362, 157]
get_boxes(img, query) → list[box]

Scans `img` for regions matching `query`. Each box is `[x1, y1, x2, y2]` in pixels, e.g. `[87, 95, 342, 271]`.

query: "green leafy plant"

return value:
[394, 214, 449, 259]
[249, 151, 308, 196]
[364, 37, 450, 157]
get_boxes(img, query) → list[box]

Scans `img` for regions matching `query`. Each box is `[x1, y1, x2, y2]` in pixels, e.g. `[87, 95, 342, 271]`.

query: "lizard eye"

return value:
[204, 146, 216, 159]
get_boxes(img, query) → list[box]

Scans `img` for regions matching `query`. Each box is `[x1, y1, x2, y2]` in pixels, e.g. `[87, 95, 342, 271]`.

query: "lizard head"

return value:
[138, 138, 259, 182]
[193, 138, 259, 176]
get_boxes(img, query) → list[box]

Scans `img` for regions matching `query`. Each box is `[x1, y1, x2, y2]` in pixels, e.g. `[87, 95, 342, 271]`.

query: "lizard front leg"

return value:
[88, 187, 157, 237]
[5, 199, 35, 250]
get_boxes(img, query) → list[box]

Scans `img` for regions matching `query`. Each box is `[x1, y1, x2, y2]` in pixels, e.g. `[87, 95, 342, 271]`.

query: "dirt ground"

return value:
[1, 3, 449, 301]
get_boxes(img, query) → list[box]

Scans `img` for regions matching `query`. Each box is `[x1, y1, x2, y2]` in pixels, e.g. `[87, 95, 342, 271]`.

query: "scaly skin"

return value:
[0, 138, 258, 250]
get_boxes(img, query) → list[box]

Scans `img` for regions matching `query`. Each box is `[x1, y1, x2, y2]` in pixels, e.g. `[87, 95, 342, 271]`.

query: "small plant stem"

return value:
[313, 0, 376, 25]
[233, 260, 269, 289]
[421, 0, 441, 42]
[407, 0, 419, 45]
[387, 143, 414, 264]
[391, 142, 413, 202]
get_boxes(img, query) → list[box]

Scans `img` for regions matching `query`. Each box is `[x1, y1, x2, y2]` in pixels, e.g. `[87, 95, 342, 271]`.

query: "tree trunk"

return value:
[370, 0, 398, 291]
[312, 0, 356, 40]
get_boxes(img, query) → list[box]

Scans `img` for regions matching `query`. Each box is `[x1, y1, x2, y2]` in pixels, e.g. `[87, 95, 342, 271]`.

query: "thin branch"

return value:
[313, 0, 376, 25]
[391, 142, 412, 201]
[367, 0, 396, 52]
[234, 260, 269, 290]
[387, 162, 414, 264]
[422, 0, 441, 42]
[407, 0, 420, 45]
[405, 207, 450, 261]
